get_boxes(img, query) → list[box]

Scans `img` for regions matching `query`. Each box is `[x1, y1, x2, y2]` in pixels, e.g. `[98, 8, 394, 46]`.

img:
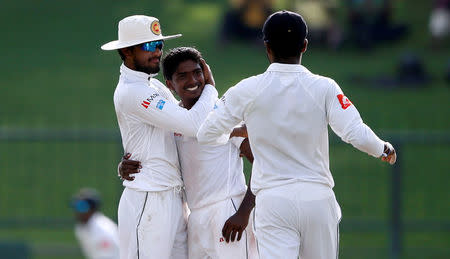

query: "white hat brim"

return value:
[101, 34, 182, 50]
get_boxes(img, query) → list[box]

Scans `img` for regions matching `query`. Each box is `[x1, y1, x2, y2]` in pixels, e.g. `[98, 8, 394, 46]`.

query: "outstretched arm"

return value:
[326, 80, 396, 164]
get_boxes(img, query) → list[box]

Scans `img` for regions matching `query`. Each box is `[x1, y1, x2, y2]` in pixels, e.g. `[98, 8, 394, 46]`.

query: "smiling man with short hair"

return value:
[120, 47, 259, 259]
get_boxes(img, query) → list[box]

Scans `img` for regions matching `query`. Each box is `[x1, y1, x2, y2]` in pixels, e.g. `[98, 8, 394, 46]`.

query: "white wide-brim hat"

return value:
[101, 15, 182, 50]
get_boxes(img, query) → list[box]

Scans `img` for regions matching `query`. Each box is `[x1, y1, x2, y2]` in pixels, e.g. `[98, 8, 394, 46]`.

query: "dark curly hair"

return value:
[163, 47, 203, 80]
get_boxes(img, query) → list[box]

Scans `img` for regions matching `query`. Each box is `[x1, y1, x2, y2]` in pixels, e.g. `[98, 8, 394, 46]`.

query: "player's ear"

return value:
[120, 47, 135, 61]
[166, 79, 175, 92]
[264, 42, 274, 62]
[264, 42, 271, 55]
[301, 39, 308, 53]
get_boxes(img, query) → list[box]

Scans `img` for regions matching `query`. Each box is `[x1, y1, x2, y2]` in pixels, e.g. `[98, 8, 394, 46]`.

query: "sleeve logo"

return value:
[141, 100, 150, 108]
[141, 93, 160, 109]
[156, 99, 165, 110]
[337, 94, 352, 109]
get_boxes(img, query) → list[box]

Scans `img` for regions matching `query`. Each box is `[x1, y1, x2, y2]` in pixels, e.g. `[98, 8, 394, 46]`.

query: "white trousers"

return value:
[118, 187, 188, 259]
[254, 182, 341, 259]
[188, 195, 258, 259]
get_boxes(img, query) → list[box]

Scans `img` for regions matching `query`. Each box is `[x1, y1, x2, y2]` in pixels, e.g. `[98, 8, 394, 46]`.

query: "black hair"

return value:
[117, 47, 135, 61]
[162, 47, 203, 80]
[262, 10, 308, 58]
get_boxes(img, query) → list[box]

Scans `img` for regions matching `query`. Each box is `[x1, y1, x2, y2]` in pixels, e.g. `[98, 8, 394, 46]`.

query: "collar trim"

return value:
[267, 63, 309, 73]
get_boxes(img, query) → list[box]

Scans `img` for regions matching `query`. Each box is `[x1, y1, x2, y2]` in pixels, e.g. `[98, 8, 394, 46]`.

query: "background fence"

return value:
[0, 129, 448, 259]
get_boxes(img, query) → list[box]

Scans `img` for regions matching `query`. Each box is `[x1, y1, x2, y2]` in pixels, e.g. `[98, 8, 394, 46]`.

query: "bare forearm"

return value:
[237, 179, 255, 216]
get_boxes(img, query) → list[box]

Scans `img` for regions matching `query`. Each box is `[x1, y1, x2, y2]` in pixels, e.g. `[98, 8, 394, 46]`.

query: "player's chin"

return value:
[146, 64, 160, 74]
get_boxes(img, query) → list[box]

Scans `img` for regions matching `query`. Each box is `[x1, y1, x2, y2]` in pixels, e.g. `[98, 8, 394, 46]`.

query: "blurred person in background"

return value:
[283, 0, 344, 49]
[197, 10, 397, 259]
[347, 0, 408, 49]
[220, 0, 274, 44]
[71, 188, 120, 259]
[429, 0, 450, 48]
[101, 15, 218, 258]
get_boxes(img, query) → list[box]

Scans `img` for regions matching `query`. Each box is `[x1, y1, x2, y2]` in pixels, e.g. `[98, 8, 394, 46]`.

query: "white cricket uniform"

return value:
[114, 64, 217, 259]
[197, 63, 386, 259]
[75, 212, 120, 259]
[175, 133, 258, 259]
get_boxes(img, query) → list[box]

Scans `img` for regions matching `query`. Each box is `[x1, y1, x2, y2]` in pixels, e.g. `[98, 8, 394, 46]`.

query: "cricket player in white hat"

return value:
[101, 15, 218, 259]
[197, 10, 397, 259]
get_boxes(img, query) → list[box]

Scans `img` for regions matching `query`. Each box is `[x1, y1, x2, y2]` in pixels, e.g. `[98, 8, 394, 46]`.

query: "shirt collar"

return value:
[266, 63, 309, 73]
[120, 63, 158, 82]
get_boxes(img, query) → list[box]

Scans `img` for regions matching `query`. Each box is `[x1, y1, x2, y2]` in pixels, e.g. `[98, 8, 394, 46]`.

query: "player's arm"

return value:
[197, 83, 252, 145]
[326, 80, 396, 164]
[118, 153, 141, 181]
[230, 124, 248, 139]
[222, 138, 255, 242]
[125, 83, 218, 137]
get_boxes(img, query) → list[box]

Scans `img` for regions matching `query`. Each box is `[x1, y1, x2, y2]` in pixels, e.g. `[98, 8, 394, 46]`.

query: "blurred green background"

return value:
[0, 0, 449, 258]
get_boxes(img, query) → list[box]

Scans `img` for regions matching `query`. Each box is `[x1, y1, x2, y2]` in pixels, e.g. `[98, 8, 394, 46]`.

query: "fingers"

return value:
[200, 58, 215, 86]
[236, 229, 243, 241]
[222, 221, 231, 243]
[230, 228, 237, 242]
[119, 157, 142, 182]
[122, 159, 141, 167]
[381, 142, 396, 165]
[388, 152, 397, 165]
[121, 174, 135, 181]
[123, 153, 132, 160]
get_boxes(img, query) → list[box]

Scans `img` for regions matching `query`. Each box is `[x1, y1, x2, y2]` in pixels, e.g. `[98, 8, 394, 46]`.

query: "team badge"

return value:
[151, 20, 161, 35]
[337, 94, 352, 109]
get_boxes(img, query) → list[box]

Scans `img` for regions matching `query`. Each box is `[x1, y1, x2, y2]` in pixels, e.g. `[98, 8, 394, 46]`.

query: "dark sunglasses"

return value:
[140, 40, 164, 52]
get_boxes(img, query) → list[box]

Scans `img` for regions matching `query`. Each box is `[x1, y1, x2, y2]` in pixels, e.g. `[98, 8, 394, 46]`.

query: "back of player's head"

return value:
[163, 47, 203, 80]
[71, 188, 101, 213]
[263, 10, 308, 58]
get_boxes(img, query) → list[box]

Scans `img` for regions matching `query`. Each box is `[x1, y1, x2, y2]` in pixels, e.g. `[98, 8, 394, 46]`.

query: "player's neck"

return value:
[272, 56, 301, 64]
[180, 97, 199, 110]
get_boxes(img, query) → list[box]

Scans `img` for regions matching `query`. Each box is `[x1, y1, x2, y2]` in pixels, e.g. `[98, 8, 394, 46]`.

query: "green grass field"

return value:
[0, 0, 449, 258]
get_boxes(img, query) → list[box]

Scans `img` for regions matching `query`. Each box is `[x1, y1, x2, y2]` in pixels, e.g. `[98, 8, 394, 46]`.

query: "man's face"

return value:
[131, 43, 163, 74]
[167, 59, 205, 106]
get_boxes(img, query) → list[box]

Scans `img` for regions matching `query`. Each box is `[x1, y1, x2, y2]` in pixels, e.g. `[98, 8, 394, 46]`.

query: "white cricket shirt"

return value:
[197, 63, 385, 194]
[176, 134, 247, 210]
[114, 64, 218, 191]
[75, 212, 120, 259]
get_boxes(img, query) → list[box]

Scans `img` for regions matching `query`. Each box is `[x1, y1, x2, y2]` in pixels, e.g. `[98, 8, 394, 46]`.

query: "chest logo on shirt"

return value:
[337, 94, 352, 109]
[141, 93, 160, 109]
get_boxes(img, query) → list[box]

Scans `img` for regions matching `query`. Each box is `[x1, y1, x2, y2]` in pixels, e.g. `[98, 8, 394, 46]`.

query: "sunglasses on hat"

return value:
[140, 40, 164, 52]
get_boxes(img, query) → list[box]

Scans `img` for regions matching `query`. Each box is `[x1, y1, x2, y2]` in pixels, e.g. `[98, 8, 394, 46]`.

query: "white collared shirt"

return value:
[197, 63, 385, 194]
[114, 64, 218, 191]
[75, 212, 120, 259]
[176, 134, 247, 210]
